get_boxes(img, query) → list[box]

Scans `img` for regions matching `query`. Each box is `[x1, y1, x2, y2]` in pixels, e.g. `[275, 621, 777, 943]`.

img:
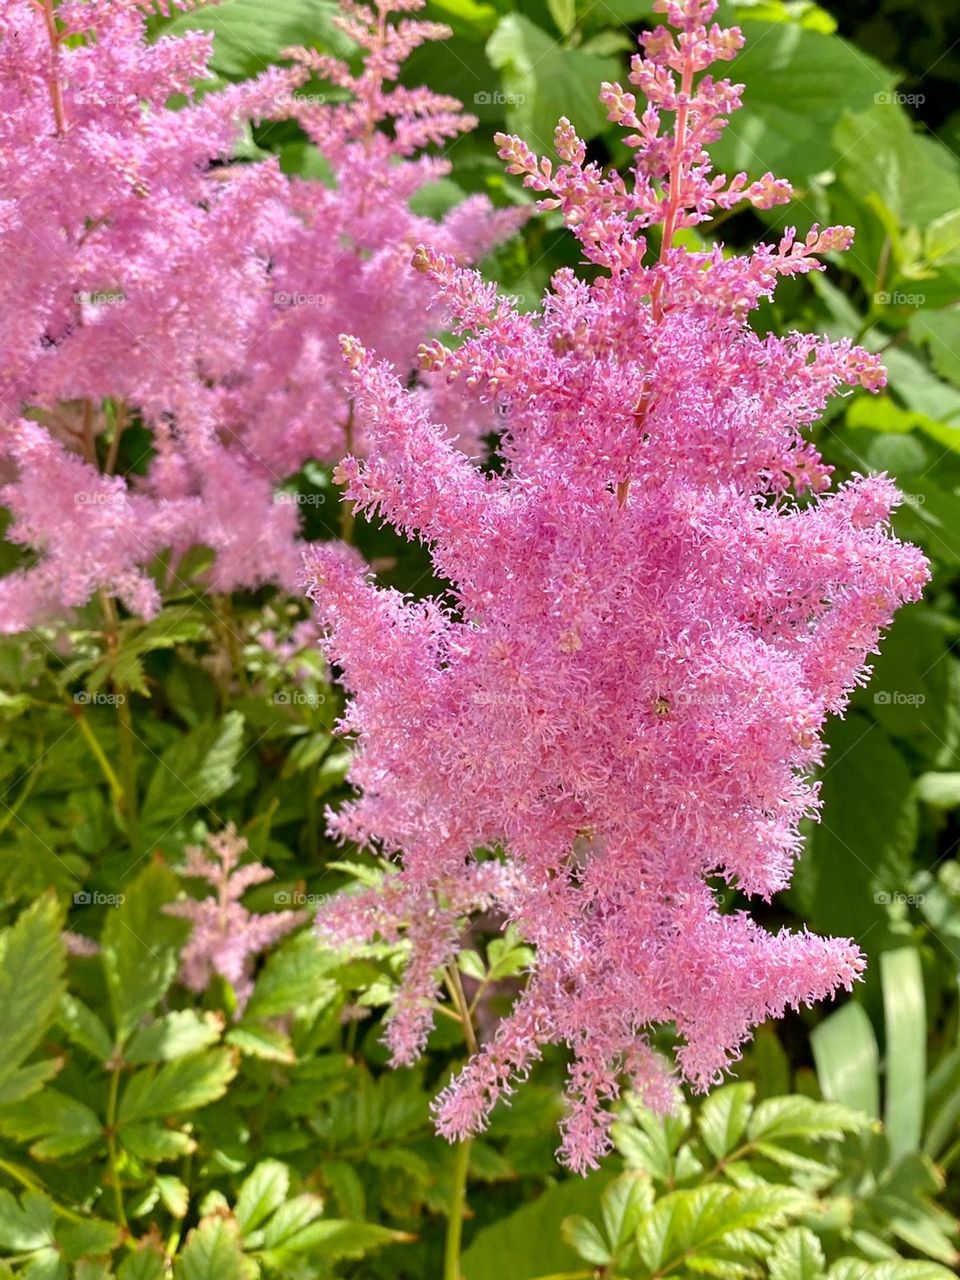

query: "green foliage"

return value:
[3, 2, 960, 1278]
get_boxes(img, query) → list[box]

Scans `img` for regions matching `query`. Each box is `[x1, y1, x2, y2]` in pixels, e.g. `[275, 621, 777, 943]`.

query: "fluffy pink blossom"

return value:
[0, 0, 523, 631]
[306, 0, 928, 1171]
[164, 826, 307, 1013]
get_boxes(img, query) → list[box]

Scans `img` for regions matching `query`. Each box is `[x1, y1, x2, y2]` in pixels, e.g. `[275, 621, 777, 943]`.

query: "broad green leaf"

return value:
[235, 1161, 290, 1236]
[835, 106, 960, 229]
[141, 712, 245, 839]
[793, 713, 916, 947]
[811, 1002, 880, 1118]
[173, 1216, 258, 1280]
[710, 24, 892, 183]
[0, 896, 65, 1105]
[698, 1084, 755, 1161]
[164, 0, 347, 80]
[911, 310, 960, 388]
[486, 14, 621, 149]
[462, 1173, 612, 1280]
[881, 948, 927, 1160]
[259, 1194, 324, 1248]
[102, 860, 187, 1041]
[126, 1010, 224, 1063]
[768, 1227, 826, 1280]
[119, 1048, 237, 1123]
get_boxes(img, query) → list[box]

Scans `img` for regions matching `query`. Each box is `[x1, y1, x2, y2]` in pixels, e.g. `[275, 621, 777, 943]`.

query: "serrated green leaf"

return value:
[58, 994, 113, 1062]
[747, 1095, 866, 1143]
[0, 1088, 102, 1159]
[244, 932, 337, 1021]
[119, 1048, 237, 1123]
[226, 1022, 296, 1063]
[235, 1161, 290, 1236]
[698, 1084, 755, 1161]
[0, 1190, 54, 1252]
[0, 896, 66, 1104]
[126, 1010, 223, 1063]
[141, 712, 244, 839]
[561, 1214, 611, 1266]
[156, 1174, 189, 1219]
[768, 1228, 825, 1280]
[55, 1218, 121, 1262]
[173, 1216, 258, 1280]
[102, 860, 187, 1042]
[120, 1122, 195, 1163]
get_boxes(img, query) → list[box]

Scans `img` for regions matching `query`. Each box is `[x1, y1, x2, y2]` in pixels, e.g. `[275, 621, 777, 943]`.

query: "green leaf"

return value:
[697, 1083, 755, 1161]
[226, 1022, 296, 1064]
[827, 1262, 957, 1280]
[746, 1094, 866, 1144]
[881, 948, 927, 1160]
[916, 773, 960, 808]
[709, 23, 892, 183]
[163, 0, 347, 80]
[120, 1122, 195, 1163]
[769, 1227, 826, 1280]
[812, 1001, 881, 1118]
[244, 932, 337, 1021]
[126, 1010, 224, 1063]
[141, 712, 244, 840]
[793, 713, 917, 947]
[55, 1218, 121, 1262]
[0, 896, 66, 1105]
[600, 1172, 654, 1254]
[462, 1174, 613, 1280]
[58, 994, 113, 1063]
[560, 1215, 611, 1266]
[235, 1161, 290, 1236]
[0, 1088, 102, 1159]
[173, 1216, 258, 1280]
[259, 1217, 408, 1264]
[118, 1243, 166, 1280]
[119, 1048, 237, 1122]
[0, 1190, 55, 1252]
[486, 14, 621, 149]
[156, 1174, 189, 1218]
[102, 860, 187, 1042]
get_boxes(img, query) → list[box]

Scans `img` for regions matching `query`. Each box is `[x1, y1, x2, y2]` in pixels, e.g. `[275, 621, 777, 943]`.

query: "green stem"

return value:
[74, 712, 124, 805]
[105, 1067, 128, 1229]
[443, 1135, 472, 1280]
[441, 964, 478, 1280]
[116, 693, 139, 856]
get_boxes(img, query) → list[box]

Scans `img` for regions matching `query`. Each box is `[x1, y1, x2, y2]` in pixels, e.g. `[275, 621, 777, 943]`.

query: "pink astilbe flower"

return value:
[306, 0, 929, 1171]
[0, 0, 522, 631]
[164, 826, 307, 1013]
